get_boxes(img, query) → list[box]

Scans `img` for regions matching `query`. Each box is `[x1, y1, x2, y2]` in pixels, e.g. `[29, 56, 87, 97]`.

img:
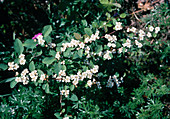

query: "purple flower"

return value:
[32, 33, 42, 39]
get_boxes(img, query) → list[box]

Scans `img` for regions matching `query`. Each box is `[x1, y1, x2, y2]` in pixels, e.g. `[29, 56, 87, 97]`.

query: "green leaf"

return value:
[54, 113, 62, 119]
[78, 49, 83, 58]
[54, 63, 61, 75]
[29, 61, 35, 71]
[0, 77, 16, 84]
[84, 28, 93, 36]
[37, 69, 44, 76]
[0, 63, 8, 71]
[42, 57, 56, 65]
[70, 85, 75, 91]
[44, 36, 52, 43]
[70, 94, 78, 101]
[23, 39, 37, 49]
[45, 83, 50, 93]
[63, 48, 71, 58]
[120, 13, 126, 18]
[112, 18, 117, 25]
[95, 45, 103, 54]
[42, 25, 52, 37]
[36, 50, 42, 56]
[14, 39, 24, 55]
[49, 50, 56, 57]
[112, 3, 121, 8]
[74, 33, 81, 40]
[10, 80, 17, 88]
[81, 20, 87, 26]
[61, 65, 66, 70]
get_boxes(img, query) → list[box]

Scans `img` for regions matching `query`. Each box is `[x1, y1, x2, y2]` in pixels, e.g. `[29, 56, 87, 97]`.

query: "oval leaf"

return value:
[10, 80, 17, 88]
[29, 61, 35, 71]
[70, 94, 78, 101]
[74, 33, 81, 39]
[23, 39, 37, 49]
[14, 39, 24, 55]
[42, 57, 56, 65]
[84, 28, 93, 36]
[42, 25, 52, 37]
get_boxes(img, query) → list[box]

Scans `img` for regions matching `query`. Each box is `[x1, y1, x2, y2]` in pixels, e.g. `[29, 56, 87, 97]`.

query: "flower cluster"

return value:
[60, 90, 69, 97]
[32, 33, 45, 46]
[19, 54, 26, 65]
[54, 65, 99, 88]
[8, 62, 19, 71]
[115, 22, 123, 31]
[84, 30, 100, 43]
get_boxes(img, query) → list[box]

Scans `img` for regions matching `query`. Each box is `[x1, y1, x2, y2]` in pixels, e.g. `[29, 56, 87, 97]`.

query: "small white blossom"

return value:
[55, 52, 60, 60]
[87, 80, 92, 87]
[13, 64, 19, 70]
[147, 32, 152, 38]
[79, 42, 85, 49]
[19, 54, 25, 59]
[155, 27, 160, 33]
[65, 76, 71, 83]
[40, 74, 46, 81]
[149, 26, 154, 32]
[15, 77, 22, 82]
[19, 59, 26, 65]
[115, 22, 122, 30]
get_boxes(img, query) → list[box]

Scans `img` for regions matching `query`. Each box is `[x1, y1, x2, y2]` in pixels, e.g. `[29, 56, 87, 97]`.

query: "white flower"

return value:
[87, 80, 92, 87]
[107, 42, 112, 47]
[38, 38, 45, 45]
[23, 79, 29, 85]
[103, 51, 111, 60]
[98, 51, 102, 56]
[155, 27, 160, 33]
[139, 36, 144, 41]
[85, 46, 90, 54]
[147, 32, 152, 38]
[31, 76, 38, 82]
[55, 52, 60, 60]
[59, 70, 66, 76]
[79, 42, 85, 49]
[13, 64, 19, 70]
[112, 35, 117, 42]
[63, 117, 69, 119]
[19, 54, 25, 59]
[15, 77, 22, 82]
[149, 26, 154, 32]
[115, 22, 122, 31]
[130, 27, 137, 33]
[73, 79, 78, 85]
[19, 59, 26, 65]
[50, 43, 56, 48]
[127, 28, 130, 32]
[122, 39, 132, 48]
[65, 90, 69, 97]
[65, 76, 70, 83]
[8, 62, 14, 70]
[61, 60, 65, 65]
[15, 72, 19, 76]
[60, 90, 65, 95]
[61, 47, 67, 52]
[135, 40, 143, 48]
[40, 74, 46, 81]
[84, 37, 90, 43]
[82, 72, 87, 79]
[87, 73, 93, 79]
[139, 30, 145, 37]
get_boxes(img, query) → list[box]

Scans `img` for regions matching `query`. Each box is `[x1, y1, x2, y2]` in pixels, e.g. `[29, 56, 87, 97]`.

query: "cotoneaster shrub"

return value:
[0, 0, 169, 119]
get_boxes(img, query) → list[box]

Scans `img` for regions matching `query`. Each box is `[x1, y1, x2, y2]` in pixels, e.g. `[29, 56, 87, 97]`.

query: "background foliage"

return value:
[0, 0, 169, 118]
